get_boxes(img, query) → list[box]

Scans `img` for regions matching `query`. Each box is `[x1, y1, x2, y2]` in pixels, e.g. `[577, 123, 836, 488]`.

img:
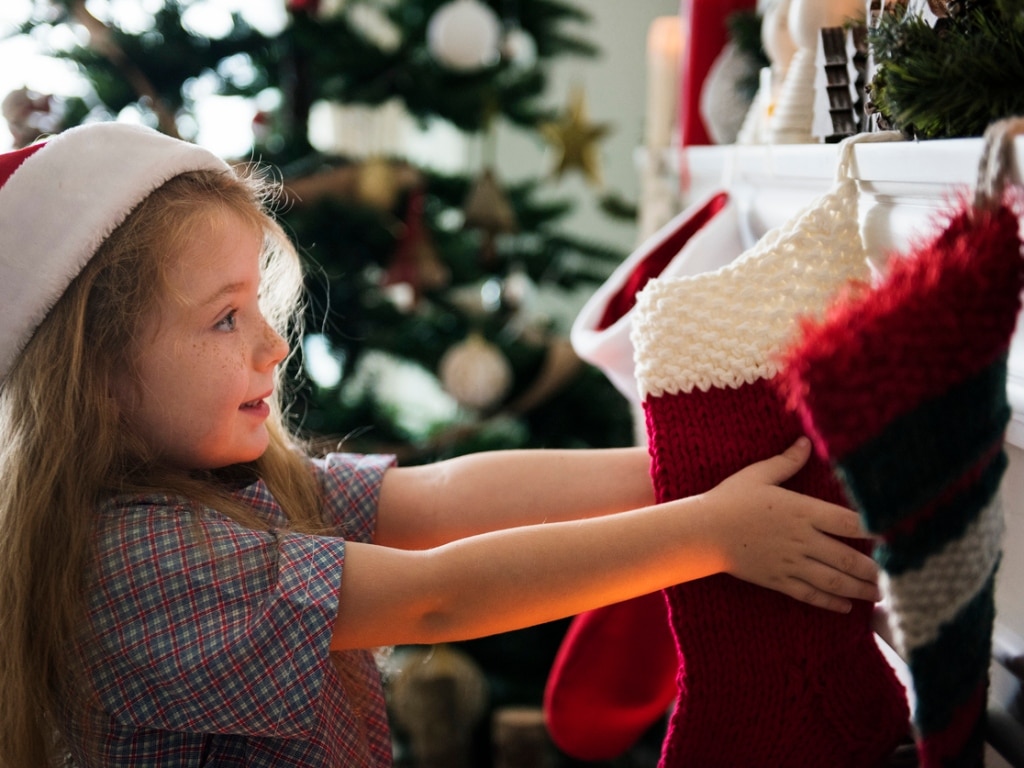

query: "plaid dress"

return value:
[61, 452, 396, 767]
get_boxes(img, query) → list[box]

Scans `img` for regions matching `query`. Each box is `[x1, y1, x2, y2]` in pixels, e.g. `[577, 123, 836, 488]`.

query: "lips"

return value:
[240, 398, 271, 421]
[241, 391, 272, 414]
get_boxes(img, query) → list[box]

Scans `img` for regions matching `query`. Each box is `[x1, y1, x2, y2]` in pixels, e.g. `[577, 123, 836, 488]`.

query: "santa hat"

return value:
[0, 122, 231, 379]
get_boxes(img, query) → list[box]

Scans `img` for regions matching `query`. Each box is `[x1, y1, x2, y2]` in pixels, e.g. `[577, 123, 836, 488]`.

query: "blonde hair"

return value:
[0, 168, 325, 766]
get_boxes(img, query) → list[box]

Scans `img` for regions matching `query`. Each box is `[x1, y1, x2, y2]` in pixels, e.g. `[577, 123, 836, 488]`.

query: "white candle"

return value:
[645, 15, 685, 150]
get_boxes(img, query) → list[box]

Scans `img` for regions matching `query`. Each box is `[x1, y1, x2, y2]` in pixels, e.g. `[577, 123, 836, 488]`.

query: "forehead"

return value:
[162, 209, 264, 304]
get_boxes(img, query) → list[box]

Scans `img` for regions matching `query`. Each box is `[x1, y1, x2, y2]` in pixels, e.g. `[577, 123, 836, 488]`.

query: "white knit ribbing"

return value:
[881, 494, 1005, 659]
[631, 172, 871, 399]
[570, 191, 745, 403]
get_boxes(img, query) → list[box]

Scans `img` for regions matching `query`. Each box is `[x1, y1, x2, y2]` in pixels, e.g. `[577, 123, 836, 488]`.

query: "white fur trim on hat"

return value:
[0, 122, 231, 378]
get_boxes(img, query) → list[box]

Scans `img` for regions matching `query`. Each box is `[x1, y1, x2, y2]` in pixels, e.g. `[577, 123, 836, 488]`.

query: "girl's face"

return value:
[116, 209, 290, 470]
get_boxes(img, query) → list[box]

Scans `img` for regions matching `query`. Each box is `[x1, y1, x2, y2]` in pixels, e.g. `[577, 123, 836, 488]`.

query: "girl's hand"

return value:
[705, 437, 881, 614]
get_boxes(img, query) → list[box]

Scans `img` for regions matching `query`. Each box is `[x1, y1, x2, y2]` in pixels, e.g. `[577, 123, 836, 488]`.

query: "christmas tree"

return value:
[3, 1, 639, 763]
[5, 0, 634, 465]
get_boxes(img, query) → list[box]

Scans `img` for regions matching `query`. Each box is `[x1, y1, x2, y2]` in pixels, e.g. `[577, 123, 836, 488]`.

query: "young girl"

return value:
[0, 122, 880, 767]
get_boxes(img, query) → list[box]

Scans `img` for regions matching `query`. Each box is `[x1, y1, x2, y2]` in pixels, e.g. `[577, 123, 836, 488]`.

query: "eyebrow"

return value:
[197, 281, 252, 307]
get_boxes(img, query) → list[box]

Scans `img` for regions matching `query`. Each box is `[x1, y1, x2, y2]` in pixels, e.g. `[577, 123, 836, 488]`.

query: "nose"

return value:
[256, 317, 290, 370]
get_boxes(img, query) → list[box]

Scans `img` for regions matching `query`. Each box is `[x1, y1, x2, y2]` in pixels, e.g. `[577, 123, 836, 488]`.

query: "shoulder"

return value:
[313, 452, 396, 537]
[93, 489, 281, 563]
[314, 452, 396, 490]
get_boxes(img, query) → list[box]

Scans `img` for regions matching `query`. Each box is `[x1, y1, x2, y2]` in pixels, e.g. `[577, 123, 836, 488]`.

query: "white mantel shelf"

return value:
[676, 137, 1024, 449]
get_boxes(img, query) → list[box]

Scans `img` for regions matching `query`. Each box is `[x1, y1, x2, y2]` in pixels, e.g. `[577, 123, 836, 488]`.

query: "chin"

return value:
[200, 443, 270, 471]
[232, 445, 270, 466]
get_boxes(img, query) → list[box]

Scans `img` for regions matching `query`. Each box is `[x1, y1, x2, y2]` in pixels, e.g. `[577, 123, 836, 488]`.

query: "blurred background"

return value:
[0, 1, 686, 471]
[0, 2, 687, 766]
[6, 2, 1023, 766]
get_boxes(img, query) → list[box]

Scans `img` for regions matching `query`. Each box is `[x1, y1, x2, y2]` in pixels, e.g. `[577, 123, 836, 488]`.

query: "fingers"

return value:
[781, 538, 881, 613]
[744, 437, 812, 486]
[815, 536, 880, 584]
[780, 567, 881, 614]
[785, 584, 854, 614]
[713, 438, 885, 614]
[812, 504, 875, 540]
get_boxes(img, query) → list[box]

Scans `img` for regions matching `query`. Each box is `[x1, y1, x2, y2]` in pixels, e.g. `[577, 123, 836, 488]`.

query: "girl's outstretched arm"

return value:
[373, 445, 655, 550]
[330, 438, 880, 651]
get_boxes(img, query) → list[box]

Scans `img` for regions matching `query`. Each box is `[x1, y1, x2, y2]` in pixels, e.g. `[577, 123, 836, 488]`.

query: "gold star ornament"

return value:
[539, 86, 610, 187]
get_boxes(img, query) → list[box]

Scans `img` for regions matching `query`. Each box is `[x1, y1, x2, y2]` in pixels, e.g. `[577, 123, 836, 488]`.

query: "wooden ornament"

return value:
[463, 167, 518, 267]
[463, 167, 518, 234]
[358, 155, 401, 210]
[389, 644, 488, 768]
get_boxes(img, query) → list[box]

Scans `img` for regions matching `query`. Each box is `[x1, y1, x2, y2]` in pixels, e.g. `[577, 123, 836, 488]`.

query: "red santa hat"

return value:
[0, 121, 231, 378]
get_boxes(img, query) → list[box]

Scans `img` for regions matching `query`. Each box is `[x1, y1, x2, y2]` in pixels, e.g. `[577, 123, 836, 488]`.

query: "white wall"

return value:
[493, 0, 681, 253]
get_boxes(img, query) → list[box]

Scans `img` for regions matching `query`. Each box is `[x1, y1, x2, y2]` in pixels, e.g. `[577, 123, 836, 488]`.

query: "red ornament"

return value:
[286, 0, 321, 15]
[381, 188, 449, 305]
[678, 0, 756, 147]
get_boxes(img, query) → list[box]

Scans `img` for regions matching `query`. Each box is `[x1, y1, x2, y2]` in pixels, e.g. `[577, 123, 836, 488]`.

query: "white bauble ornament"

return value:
[501, 25, 537, 70]
[427, 0, 502, 72]
[438, 333, 513, 411]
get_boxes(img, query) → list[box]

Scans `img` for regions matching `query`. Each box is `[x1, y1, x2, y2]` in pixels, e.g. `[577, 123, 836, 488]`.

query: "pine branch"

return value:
[67, 0, 179, 136]
[868, 0, 1024, 138]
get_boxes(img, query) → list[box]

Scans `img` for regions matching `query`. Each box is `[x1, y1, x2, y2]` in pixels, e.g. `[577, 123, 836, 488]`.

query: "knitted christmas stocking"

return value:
[543, 591, 678, 761]
[631, 134, 910, 767]
[571, 189, 742, 402]
[779, 124, 1024, 767]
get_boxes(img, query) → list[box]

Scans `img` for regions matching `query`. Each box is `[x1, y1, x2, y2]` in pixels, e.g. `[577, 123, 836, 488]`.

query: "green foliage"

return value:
[20, 0, 597, 137]
[281, 167, 632, 459]
[868, 0, 1024, 139]
[292, 0, 597, 132]
[21, 1, 269, 127]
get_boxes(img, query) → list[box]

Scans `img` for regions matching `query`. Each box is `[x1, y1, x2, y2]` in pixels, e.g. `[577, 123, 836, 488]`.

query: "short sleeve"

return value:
[314, 452, 395, 542]
[85, 503, 349, 738]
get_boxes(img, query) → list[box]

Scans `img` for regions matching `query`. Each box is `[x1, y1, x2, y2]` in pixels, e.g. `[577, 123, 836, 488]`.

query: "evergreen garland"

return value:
[868, 0, 1024, 139]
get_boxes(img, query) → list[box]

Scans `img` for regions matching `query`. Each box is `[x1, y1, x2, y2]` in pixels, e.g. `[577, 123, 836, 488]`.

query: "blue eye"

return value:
[216, 311, 237, 332]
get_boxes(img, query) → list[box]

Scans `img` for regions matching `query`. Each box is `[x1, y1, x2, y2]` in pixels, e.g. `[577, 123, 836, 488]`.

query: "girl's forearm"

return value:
[333, 493, 719, 651]
[375, 447, 655, 549]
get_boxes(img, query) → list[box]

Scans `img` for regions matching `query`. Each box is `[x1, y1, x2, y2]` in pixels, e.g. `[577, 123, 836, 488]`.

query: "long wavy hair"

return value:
[0, 168, 327, 766]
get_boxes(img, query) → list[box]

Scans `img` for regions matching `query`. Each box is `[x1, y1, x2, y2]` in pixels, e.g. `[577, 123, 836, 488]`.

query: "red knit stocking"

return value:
[631, 136, 910, 766]
[643, 382, 908, 767]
